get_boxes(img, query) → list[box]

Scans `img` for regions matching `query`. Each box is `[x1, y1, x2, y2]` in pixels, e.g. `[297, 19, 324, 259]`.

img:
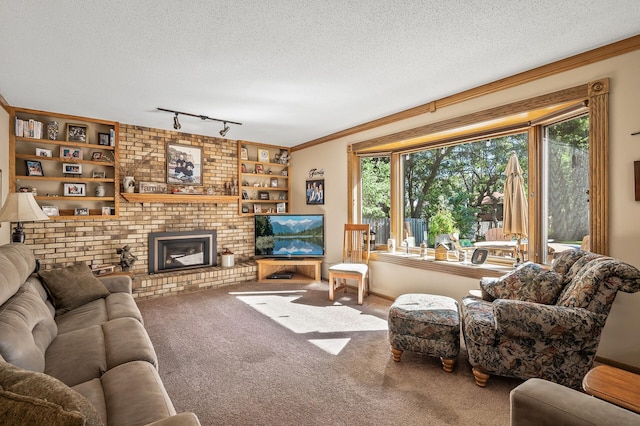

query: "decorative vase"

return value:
[47, 121, 58, 140]
[95, 183, 105, 197]
[123, 176, 135, 193]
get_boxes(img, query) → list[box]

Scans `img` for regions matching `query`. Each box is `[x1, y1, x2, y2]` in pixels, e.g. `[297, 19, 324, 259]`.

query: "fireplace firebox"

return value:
[148, 230, 217, 274]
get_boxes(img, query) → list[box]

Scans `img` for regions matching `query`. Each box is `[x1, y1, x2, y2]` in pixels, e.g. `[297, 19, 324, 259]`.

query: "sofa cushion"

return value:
[480, 262, 565, 304]
[56, 292, 143, 334]
[0, 282, 57, 373]
[39, 262, 110, 316]
[0, 361, 102, 426]
[73, 361, 176, 426]
[0, 244, 37, 306]
[46, 318, 158, 387]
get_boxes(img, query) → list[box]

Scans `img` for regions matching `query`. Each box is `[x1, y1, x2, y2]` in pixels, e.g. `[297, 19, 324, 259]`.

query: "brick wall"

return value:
[25, 124, 257, 299]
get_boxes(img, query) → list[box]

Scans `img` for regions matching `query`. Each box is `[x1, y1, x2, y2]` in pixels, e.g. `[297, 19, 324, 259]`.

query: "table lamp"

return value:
[0, 192, 49, 243]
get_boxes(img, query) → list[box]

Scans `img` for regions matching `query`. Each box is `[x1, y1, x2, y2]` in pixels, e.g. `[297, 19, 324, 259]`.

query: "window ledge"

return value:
[370, 251, 512, 279]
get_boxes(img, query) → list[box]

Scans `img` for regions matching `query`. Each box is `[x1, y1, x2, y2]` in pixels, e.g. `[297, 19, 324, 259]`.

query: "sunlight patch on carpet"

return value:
[308, 338, 351, 355]
[233, 292, 387, 354]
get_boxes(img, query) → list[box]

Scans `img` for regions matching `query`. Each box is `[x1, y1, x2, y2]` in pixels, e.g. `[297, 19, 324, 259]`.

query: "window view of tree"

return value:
[545, 115, 589, 243]
[361, 156, 391, 243]
[402, 134, 528, 246]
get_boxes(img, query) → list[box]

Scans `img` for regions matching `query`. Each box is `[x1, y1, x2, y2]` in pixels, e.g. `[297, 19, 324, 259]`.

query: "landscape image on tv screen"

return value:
[255, 214, 324, 257]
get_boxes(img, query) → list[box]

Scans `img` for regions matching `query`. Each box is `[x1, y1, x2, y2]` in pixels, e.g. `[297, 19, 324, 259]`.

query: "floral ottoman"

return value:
[388, 293, 460, 372]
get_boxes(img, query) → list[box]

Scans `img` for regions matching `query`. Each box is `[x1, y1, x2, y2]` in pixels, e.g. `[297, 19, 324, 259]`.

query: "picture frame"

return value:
[240, 147, 248, 160]
[91, 152, 103, 161]
[60, 146, 83, 160]
[35, 148, 52, 157]
[255, 164, 264, 174]
[242, 190, 248, 199]
[41, 205, 59, 216]
[258, 191, 270, 200]
[306, 179, 324, 205]
[241, 163, 247, 173]
[253, 204, 262, 214]
[74, 207, 89, 216]
[278, 192, 287, 200]
[257, 148, 270, 163]
[63, 163, 82, 175]
[25, 160, 44, 176]
[101, 207, 112, 215]
[66, 124, 88, 143]
[98, 132, 110, 146]
[242, 206, 250, 213]
[471, 248, 489, 264]
[270, 177, 278, 188]
[166, 143, 203, 185]
[92, 171, 106, 178]
[64, 183, 86, 196]
[276, 202, 286, 213]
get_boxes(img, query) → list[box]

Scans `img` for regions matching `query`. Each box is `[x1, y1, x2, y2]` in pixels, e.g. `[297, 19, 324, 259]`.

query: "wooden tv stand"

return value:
[256, 258, 322, 282]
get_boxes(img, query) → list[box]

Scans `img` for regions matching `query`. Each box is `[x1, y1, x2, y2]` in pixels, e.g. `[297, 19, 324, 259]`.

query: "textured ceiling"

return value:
[1, 1, 639, 147]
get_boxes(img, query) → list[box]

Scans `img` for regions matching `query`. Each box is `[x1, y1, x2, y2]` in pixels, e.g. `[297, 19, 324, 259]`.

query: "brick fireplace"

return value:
[24, 124, 257, 299]
[148, 230, 217, 274]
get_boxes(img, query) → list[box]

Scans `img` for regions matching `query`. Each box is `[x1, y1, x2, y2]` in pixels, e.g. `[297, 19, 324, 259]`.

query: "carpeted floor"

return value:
[137, 281, 523, 425]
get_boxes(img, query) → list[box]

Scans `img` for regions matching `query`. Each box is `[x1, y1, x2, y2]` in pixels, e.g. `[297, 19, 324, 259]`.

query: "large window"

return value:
[353, 81, 609, 270]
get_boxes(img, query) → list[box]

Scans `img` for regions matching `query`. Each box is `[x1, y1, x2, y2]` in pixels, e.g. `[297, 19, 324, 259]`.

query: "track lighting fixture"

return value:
[158, 108, 241, 136]
[219, 122, 230, 137]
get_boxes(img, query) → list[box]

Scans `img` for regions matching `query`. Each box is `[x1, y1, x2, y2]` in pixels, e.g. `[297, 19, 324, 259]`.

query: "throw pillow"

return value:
[38, 262, 110, 316]
[0, 361, 103, 426]
[480, 262, 566, 304]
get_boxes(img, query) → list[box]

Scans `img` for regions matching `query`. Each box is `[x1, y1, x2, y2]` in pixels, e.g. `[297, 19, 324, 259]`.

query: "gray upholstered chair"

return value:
[461, 250, 640, 389]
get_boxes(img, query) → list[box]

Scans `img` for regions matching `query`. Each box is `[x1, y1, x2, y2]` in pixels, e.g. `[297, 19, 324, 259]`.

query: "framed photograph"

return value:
[241, 163, 247, 173]
[63, 163, 82, 175]
[36, 148, 52, 157]
[306, 179, 324, 205]
[471, 248, 489, 265]
[98, 133, 110, 146]
[270, 177, 278, 188]
[60, 146, 83, 160]
[66, 124, 88, 143]
[278, 192, 287, 200]
[276, 202, 286, 213]
[240, 147, 248, 160]
[101, 206, 112, 215]
[166, 143, 202, 185]
[41, 205, 59, 217]
[242, 206, 250, 213]
[74, 207, 89, 216]
[64, 183, 86, 196]
[257, 148, 270, 163]
[91, 152, 103, 161]
[242, 190, 248, 199]
[253, 204, 262, 214]
[92, 171, 106, 178]
[258, 191, 269, 200]
[25, 160, 44, 176]
[255, 164, 264, 174]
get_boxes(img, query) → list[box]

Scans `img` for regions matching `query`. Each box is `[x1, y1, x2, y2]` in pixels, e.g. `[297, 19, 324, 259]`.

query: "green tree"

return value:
[361, 157, 390, 219]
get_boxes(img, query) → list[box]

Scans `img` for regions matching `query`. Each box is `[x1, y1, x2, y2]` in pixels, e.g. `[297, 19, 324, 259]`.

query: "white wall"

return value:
[0, 107, 9, 244]
[293, 50, 640, 368]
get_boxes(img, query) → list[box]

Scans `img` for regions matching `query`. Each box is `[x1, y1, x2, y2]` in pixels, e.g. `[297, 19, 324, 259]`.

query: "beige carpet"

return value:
[137, 281, 522, 425]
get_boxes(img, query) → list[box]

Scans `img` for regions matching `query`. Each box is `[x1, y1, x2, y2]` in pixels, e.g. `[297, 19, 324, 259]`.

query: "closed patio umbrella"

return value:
[503, 151, 528, 264]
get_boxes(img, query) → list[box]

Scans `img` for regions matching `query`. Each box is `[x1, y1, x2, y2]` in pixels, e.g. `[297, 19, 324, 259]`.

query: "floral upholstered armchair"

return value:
[461, 250, 640, 389]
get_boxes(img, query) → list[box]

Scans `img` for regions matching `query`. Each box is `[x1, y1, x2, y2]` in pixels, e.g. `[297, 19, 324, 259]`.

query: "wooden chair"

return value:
[328, 224, 371, 305]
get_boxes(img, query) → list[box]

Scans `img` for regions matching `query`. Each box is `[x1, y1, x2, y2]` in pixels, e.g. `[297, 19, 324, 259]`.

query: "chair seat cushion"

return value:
[329, 263, 368, 276]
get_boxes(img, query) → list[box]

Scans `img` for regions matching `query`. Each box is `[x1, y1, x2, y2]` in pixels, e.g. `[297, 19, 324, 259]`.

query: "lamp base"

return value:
[11, 223, 25, 244]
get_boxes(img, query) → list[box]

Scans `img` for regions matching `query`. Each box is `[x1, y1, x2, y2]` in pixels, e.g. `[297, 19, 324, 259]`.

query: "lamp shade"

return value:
[0, 192, 50, 223]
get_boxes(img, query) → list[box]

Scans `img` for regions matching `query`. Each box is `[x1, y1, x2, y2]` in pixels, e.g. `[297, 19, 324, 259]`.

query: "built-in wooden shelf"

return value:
[121, 193, 239, 204]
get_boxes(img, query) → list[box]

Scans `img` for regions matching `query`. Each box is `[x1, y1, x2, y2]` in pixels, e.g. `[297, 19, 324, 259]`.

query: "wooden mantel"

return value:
[121, 193, 239, 204]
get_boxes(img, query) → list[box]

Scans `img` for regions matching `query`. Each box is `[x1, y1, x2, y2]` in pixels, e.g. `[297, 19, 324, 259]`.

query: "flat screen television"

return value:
[254, 214, 325, 258]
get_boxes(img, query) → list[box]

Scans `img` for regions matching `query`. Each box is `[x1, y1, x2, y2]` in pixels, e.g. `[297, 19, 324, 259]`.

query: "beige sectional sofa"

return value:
[0, 244, 200, 426]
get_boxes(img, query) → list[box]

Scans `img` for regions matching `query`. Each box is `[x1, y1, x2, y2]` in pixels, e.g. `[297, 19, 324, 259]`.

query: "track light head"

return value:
[173, 113, 181, 130]
[219, 122, 230, 137]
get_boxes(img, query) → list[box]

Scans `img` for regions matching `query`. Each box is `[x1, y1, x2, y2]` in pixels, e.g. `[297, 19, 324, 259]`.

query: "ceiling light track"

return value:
[157, 107, 242, 136]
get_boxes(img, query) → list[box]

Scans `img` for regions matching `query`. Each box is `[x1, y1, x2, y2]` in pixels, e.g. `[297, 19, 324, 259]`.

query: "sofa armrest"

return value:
[145, 413, 201, 426]
[511, 378, 639, 426]
[493, 299, 605, 340]
[98, 274, 132, 294]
